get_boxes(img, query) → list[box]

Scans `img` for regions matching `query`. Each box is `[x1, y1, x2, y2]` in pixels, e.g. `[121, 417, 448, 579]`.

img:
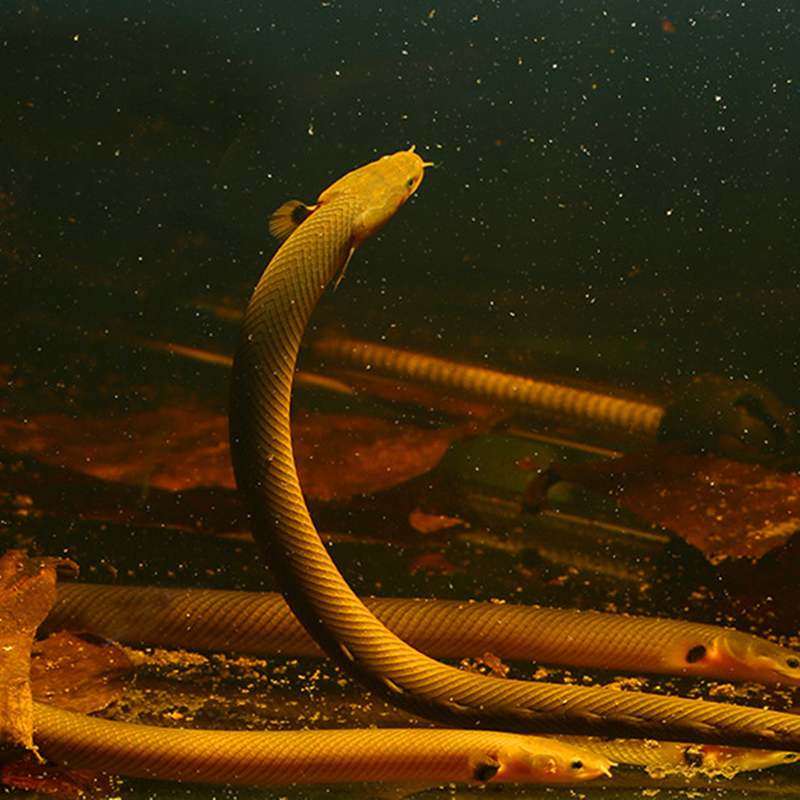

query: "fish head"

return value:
[712, 632, 800, 686]
[490, 738, 612, 783]
[319, 146, 431, 244]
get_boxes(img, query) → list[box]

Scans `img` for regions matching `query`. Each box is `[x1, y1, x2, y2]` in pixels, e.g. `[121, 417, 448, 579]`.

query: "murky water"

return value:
[3, 2, 800, 798]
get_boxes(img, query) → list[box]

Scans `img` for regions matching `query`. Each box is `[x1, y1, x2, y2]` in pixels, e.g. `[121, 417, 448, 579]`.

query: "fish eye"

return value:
[406, 177, 415, 188]
[570, 759, 583, 770]
[786, 656, 800, 669]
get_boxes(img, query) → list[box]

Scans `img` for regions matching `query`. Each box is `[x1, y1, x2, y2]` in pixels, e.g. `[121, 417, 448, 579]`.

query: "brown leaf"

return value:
[536, 446, 800, 561]
[31, 631, 134, 714]
[1, 612, 130, 796]
[1, 751, 117, 799]
[0, 408, 480, 503]
[1, 448, 246, 534]
[408, 552, 465, 576]
[0, 409, 235, 492]
[0, 551, 70, 758]
[292, 411, 477, 501]
[408, 508, 466, 534]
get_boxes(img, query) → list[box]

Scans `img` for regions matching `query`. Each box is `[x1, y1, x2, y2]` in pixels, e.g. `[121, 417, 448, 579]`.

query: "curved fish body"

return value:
[34, 151, 800, 786]
[227, 148, 800, 748]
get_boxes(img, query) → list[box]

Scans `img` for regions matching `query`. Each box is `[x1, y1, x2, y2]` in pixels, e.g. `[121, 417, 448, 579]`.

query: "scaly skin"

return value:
[33, 705, 610, 784]
[32, 150, 800, 784]
[49, 582, 800, 685]
[226, 149, 800, 746]
[31, 150, 607, 786]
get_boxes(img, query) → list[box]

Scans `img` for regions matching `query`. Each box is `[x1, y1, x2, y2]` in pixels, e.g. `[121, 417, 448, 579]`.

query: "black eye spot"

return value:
[406, 177, 415, 188]
[787, 657, 800, 669]
[570, 759, 583, 770]
[473, 763, 499, 782]
[291, 204, 312, 225]
[686, 644, 707, 663]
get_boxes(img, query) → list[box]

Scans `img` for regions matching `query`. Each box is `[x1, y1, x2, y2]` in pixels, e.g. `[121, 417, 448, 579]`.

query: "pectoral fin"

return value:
[269, 200, 318, 241]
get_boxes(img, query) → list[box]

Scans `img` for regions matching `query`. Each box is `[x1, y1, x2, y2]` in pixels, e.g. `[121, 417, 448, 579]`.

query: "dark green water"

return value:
[2, 2, 800, 798]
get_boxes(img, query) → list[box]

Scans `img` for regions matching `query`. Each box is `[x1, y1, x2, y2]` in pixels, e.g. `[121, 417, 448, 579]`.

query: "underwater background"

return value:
[4, 1, 800, 394]
[2, 2, 800, 799]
